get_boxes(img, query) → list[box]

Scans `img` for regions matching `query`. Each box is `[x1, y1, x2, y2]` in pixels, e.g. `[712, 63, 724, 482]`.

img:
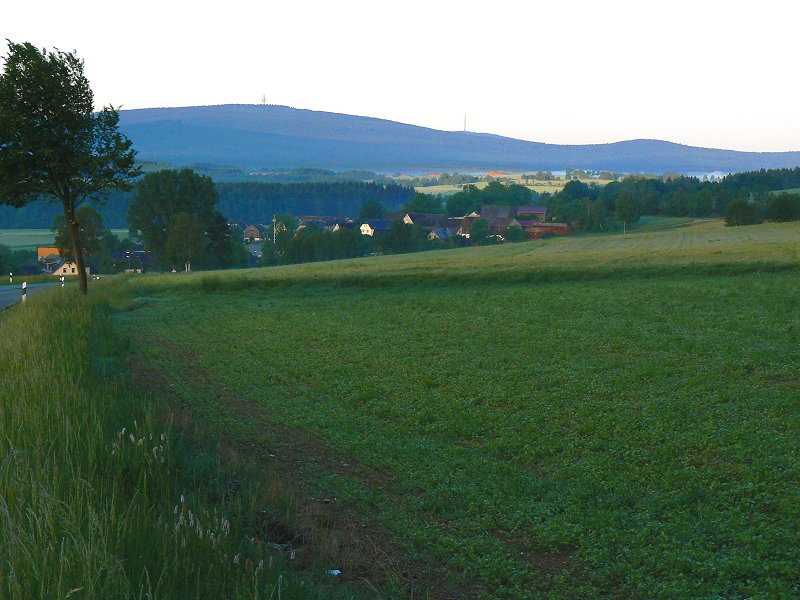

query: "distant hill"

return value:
[118, 104, 800, 175]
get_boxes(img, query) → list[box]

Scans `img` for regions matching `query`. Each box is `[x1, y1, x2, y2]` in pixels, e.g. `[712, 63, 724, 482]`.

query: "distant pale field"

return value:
[0, 228, 128, 250]
[415, 175, 614, 196]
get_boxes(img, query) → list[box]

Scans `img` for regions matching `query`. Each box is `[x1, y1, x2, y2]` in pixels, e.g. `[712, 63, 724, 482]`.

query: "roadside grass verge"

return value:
[0, 274, 60, 286]
[0, 290, 370, 599]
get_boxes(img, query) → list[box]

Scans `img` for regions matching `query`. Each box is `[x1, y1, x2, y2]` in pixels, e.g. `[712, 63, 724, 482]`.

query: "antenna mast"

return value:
[464, 113, 467, 132]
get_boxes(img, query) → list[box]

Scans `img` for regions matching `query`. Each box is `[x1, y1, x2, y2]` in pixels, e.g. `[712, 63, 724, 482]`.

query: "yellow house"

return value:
[52, 262, 90, 277]
[37, 246, 90, 276]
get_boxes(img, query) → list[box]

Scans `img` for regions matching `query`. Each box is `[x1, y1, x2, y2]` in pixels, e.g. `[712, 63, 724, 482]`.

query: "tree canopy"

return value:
[0, 41, 139, 293]
[127, 168, 249, 270]
[128, 169, 217, 267]
[53, 205, 105, 262]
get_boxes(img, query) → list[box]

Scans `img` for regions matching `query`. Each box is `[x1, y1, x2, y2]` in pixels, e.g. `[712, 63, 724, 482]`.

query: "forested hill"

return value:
[117, 104, 800, 174]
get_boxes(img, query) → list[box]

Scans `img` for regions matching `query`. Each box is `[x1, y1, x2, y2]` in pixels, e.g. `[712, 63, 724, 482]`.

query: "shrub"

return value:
[724, 199, 761, 226]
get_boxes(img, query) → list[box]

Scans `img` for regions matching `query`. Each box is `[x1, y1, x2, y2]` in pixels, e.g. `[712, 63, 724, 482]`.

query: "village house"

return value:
[296, 216, 354, 232]
[52, 262, 90, 277]
[428, 228, 453, 242]
[452, 211, 481, 237]
[402, 212, 450, 232]
[37, 246, 90, 276]
[359, 219, 393, 236]
[243, 224, 265, 242]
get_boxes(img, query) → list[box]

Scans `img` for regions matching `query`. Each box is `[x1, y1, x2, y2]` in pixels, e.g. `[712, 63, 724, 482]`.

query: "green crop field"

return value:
[101, 220, 800, 598]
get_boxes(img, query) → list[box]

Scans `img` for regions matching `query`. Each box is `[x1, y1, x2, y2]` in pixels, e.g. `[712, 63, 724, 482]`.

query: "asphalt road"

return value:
[0, 282, 59, 310]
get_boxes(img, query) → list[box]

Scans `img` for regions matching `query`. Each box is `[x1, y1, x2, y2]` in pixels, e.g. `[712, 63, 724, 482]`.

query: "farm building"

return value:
[516, 206, 549, 221]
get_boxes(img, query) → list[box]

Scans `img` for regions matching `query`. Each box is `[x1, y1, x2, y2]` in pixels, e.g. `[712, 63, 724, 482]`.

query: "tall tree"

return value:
[358, 199, 385, 221]
[615, 191, 640, 234]
[128, 169, 218, 268]
[0, 42, 138, 294]
[402, 192, 443, 214]
[165, 212, 207, 271]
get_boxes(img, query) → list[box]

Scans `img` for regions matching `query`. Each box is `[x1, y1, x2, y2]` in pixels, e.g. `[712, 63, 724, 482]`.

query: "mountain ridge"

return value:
[117, 104, 800, 174]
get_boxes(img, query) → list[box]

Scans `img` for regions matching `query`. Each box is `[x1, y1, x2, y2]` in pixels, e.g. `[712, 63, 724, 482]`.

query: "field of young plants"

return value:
[4, 220, 799, 598]
[108, 221, 800, 597]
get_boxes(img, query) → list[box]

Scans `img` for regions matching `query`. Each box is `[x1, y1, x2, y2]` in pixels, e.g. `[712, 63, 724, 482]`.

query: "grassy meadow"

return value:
[4, 220, 799, 598]
[109, 220, 799, 597]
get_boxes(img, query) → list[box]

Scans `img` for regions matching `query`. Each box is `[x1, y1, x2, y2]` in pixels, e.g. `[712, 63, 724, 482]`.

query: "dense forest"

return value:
[215, 181, 414, 224]
[0, 181, 416, 229]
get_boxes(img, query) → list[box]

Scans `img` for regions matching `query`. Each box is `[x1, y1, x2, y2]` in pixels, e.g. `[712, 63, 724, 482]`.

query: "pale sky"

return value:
[4, 0, 799, 151]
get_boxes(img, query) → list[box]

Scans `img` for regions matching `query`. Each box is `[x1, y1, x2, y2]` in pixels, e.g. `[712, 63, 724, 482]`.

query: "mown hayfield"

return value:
[413, 176, 613, 196]
[0, 228, 57, 250]
[108, 220, 800, 598]
[0, 228, 129, 250]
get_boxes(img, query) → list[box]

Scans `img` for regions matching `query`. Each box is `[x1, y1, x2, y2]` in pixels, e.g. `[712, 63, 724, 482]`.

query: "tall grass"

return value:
[0, 291, 357, 599]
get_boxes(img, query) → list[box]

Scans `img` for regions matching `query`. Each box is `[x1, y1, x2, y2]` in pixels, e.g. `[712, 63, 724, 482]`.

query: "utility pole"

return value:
[273, 214, 277, 245]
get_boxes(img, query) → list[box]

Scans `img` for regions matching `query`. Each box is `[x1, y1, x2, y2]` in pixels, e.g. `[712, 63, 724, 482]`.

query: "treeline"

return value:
[248, 167, 392, 184]
[401, 172, 481, 188]
[0, 244, 37, 275]
[263, 220, 463, 266]
[543, 167, 800, 231]
[5, 167, 800, 232]
[0, 189, 134, 229]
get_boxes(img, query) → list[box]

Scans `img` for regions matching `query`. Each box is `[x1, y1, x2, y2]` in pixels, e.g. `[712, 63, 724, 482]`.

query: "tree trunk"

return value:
[63, 195, 88, 295]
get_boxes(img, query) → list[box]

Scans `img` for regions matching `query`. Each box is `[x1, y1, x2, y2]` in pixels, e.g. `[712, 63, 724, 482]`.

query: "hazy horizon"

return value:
[5, 0, 800, 153]
[119, 102, 800, 155]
